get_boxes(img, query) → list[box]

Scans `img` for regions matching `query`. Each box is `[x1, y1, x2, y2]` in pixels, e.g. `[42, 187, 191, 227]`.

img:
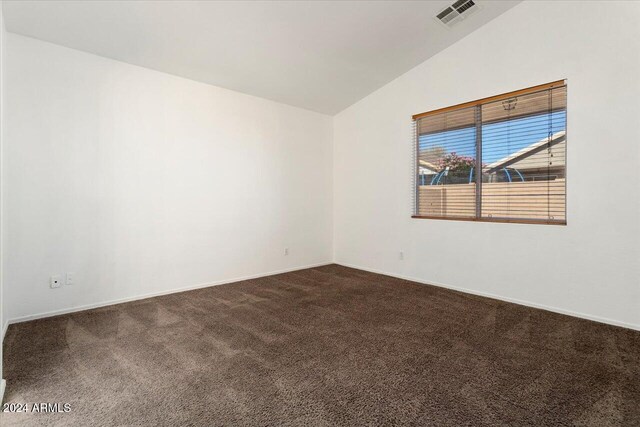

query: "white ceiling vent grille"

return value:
[436, 0, 480, 28]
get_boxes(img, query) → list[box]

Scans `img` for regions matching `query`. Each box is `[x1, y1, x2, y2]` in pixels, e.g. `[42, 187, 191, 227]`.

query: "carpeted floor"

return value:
[2, 264, 639, 426]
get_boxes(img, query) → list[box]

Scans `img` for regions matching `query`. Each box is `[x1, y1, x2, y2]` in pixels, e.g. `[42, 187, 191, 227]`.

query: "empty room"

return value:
[0, 0, 639, 425]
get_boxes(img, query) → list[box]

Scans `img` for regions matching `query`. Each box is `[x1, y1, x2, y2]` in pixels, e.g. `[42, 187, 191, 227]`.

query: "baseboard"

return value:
[7, 261, 332, 326]
[0, 380, 5, 404]
[335, 262, 640, 332]
[8, 260, 638, 332]
[1, 320, 7, 344]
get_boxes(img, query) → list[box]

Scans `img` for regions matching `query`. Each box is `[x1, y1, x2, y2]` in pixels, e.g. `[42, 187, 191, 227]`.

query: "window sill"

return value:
[411, 215, 566, 226]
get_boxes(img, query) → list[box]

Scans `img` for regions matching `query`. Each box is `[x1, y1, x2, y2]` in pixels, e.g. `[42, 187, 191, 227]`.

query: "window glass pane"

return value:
[480, 87, 567, 221]
[416, 106, 476, 218]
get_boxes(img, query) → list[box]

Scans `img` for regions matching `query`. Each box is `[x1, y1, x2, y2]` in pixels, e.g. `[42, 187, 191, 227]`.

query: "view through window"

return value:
[414, 81, 567, 224]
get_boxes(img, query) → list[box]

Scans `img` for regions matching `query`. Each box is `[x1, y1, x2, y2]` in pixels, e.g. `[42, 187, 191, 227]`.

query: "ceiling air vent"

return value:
[436, 0, 480, 28]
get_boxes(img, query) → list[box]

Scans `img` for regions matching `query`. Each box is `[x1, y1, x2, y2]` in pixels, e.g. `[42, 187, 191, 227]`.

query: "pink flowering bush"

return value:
[436, 152, 475, 174]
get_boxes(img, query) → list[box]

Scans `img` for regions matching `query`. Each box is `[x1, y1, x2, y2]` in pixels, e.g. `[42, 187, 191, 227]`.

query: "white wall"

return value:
[333, 1, 640, 329]
[3, 33, 333, 322]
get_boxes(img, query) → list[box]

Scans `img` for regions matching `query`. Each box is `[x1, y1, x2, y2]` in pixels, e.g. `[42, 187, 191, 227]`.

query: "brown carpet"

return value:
[2, 264, 639, 426]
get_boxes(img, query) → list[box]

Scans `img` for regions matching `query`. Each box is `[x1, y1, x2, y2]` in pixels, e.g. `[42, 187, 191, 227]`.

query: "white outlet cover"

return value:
[66, 272, 74, 285]
[50, 275, 61, 288]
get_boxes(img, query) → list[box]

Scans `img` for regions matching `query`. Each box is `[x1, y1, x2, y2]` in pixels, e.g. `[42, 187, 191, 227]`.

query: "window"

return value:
[413, 80, 567, 225]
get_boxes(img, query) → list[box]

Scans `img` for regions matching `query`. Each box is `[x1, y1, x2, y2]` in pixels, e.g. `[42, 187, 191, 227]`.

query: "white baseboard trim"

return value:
[6, 262, 332, 326]
[335, 262, 640, 332]
[0, 379, 5, 404]
[1, 320, 7, 344]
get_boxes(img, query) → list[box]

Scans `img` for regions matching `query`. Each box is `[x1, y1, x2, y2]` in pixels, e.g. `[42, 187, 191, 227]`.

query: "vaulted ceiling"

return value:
[3, 1, 521, 114]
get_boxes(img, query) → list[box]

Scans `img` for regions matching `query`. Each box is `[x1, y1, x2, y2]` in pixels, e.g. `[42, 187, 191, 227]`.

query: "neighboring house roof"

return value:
[485, 131, 566, 173]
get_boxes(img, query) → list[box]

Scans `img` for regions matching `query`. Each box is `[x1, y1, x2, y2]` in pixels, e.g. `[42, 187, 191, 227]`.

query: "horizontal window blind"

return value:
[413, 81, 567, 225]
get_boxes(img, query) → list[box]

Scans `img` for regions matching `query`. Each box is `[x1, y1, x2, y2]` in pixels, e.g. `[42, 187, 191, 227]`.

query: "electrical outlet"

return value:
[66, 272, 74, 286]
[50, 275, 61, 289]
[399, 251, 404, 260]
[284, 248, 289, 256]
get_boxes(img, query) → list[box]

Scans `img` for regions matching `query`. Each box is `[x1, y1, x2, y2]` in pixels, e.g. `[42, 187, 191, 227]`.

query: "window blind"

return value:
[413, 81, 567, 225]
